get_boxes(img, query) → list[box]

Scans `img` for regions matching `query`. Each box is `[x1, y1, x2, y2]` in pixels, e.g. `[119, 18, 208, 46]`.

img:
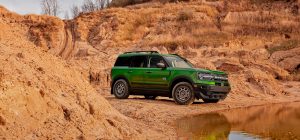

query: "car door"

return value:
[144, 55, 171, 92]
[128, 55, 148, 89]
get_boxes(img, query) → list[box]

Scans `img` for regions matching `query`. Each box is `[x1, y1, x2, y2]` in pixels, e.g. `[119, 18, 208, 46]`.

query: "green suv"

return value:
[111, 51, 231, 105]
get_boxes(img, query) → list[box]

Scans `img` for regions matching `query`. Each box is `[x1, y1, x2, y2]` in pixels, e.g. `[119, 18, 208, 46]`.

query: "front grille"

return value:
[213, 74, 228, 81]
[215, 82, 229, 87]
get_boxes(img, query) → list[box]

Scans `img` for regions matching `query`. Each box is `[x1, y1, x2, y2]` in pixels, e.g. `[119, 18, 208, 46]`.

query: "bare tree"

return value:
[64, 11, 70, 19]
[81, 0, 110, 13]
[71, 5, 81, 18]
[81, 0, 96, 13]
[106, 0, 110, 7]
[95, 0, 106, 10]
[41, 0, 60, 16]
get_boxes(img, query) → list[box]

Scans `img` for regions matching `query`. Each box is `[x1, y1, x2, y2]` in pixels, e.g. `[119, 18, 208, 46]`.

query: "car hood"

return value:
[193, 68, 227, 75]
[169, 67, 227, 75]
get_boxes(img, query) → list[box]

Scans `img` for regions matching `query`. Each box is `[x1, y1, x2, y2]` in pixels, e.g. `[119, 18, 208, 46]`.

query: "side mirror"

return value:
[157, 63, 166, 69]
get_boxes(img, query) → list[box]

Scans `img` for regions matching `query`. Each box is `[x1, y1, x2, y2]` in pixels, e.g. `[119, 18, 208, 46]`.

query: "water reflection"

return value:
[176, 102, 300, 140]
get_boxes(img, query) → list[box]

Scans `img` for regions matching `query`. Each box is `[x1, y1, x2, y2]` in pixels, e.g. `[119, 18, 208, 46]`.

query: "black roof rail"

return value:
[124, 51, 159, 54]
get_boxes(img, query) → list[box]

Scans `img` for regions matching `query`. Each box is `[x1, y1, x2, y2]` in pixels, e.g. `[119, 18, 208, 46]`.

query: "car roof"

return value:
[118, 53, 177, 58]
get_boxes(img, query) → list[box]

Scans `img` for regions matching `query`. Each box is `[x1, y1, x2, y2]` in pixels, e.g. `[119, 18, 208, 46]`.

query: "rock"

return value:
[215, 62, 244, 73]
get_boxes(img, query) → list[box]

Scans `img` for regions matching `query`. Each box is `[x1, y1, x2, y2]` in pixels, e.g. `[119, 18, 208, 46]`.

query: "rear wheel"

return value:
[172, 82, 195, 105]
[203, 99, 219, 103]
[144, 95, 157, 100]
[112, 79, 129, 99]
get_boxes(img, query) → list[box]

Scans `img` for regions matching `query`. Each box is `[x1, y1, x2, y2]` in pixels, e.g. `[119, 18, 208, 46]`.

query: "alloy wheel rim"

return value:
[115, 82, 126, 96]
[176, 86, 191, 102]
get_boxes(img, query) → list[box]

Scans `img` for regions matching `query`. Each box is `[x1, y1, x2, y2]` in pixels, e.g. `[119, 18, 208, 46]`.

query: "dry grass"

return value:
[267, 39, 300, 54]
[81, 0, 300, 51]
[194, 5, 218, 17]
[121, 11, 156, 41]
[250, 0, 290, 4]
[224, 11, 300, 38]
[177, 10, 194, 21]
[149, 34, 198, 48]
[148, 29, 229, 48]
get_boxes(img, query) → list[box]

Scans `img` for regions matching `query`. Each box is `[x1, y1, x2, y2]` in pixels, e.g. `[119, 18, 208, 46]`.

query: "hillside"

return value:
[0, 6, 158, 139]
[1, 0, 299, 99]
[15, 0, 298, 98]
[0, 0, 300, 138]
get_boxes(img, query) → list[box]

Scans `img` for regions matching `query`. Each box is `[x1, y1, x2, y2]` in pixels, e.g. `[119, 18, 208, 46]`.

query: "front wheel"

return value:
[112, 79, 130, 99]
[172, 82, 195, 105]
[203, 99, 219, 103]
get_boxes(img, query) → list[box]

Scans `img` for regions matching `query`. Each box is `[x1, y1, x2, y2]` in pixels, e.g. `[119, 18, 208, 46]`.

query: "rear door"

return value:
[144, 55, 170, 92]
[128, 55, 148, 89]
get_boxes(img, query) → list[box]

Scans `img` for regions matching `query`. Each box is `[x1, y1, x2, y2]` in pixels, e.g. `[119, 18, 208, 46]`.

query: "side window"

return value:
[149, 55, 165, 68]
[114, 57, 131, 66]
[130, 56, 147, 68]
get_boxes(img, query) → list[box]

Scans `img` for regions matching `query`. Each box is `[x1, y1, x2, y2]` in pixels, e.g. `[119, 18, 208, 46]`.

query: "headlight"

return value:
[198, 73, 228, 81]
[198, 73, 214, 80]
[214, 75, 228, 80]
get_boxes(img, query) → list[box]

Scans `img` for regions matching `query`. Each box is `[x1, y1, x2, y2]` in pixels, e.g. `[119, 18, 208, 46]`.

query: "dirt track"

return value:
[102, 81, 300, 139]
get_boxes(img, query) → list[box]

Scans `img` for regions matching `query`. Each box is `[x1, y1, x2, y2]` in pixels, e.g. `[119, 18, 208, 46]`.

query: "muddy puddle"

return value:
[176, 102, 300, 140]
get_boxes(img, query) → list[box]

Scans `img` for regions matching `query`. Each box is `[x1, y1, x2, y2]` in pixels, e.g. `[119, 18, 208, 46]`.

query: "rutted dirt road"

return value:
[102, 81, 300, 139]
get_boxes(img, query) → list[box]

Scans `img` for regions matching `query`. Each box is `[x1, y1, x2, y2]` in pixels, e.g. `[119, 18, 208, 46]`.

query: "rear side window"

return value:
[130, 56, 147, 68]
[114, 57, 131, 66]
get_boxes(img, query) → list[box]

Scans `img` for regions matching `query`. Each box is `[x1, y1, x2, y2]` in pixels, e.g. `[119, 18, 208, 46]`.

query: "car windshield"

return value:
[164, 55, 193, 68]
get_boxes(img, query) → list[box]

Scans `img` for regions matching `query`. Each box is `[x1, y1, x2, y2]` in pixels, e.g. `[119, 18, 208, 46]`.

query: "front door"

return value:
[144, 55, 170, 92]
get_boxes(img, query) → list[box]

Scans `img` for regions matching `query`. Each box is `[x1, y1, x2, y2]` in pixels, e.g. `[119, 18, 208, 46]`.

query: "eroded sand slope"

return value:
[0, 0, 300, 139]
[0, 6, 157, 139]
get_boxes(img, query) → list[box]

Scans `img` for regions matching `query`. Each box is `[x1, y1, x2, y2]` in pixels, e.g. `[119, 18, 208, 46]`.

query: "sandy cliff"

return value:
[0, 6, 155, 139]
[0, 0, 300, 138]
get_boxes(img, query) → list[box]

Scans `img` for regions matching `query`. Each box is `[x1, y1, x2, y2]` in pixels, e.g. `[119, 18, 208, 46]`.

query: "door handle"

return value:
[128, 70, 133, 73]
[146, 71, 152, 73]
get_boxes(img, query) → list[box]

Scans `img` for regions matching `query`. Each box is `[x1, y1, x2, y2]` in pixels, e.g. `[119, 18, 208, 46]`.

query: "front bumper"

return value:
[194, 84, 231, 100]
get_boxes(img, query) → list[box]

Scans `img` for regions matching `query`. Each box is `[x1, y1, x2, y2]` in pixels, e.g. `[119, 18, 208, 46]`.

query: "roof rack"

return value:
[124, 51, 159, 54]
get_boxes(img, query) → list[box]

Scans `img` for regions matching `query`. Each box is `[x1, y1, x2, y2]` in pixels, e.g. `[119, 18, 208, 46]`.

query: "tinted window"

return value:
[164, 56, 193, 68]
[149, 55, 165, 68]
[130, 56, 147, 68]
[114, 57, 131, 66]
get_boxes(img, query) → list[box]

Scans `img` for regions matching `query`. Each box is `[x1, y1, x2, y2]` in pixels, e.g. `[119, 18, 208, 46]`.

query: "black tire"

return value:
[112, 79, 130, 99]
[144, 95, 157, 100]
[172, 82, 195, 105]
[203, 99, 219, 103]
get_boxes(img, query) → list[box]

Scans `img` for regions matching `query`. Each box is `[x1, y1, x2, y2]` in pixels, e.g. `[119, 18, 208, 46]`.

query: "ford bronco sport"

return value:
[111, 51, 231, 105]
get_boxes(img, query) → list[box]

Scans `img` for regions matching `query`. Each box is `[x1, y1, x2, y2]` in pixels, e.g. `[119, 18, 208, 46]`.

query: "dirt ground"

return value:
[101, 81, 300, 139]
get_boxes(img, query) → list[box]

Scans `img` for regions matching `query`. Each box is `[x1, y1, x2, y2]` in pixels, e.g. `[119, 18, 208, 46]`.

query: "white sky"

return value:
[0, 0, 85, 18]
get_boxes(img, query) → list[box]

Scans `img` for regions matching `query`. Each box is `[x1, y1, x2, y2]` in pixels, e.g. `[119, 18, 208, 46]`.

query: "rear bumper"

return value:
[194, 84, 231, 100]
